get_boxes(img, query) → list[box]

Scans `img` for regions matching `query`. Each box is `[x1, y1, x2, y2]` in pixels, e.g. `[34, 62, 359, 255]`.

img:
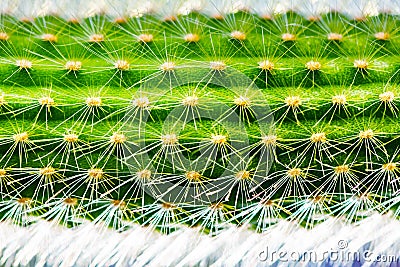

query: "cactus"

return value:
[0, 0, 400, 266]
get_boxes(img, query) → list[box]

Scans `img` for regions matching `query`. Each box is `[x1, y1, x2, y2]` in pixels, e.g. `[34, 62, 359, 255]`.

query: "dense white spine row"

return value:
[0, 214, 399, 267]
[0, 0, 396, 21]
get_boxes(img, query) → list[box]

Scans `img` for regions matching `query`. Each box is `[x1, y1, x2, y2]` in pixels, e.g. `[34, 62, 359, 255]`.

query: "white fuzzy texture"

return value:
[0, 0, 389, 20]
[0, 215, 399, 267]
